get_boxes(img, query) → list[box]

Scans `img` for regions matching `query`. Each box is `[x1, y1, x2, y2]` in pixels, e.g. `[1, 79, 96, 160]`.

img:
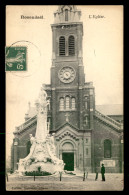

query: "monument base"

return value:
[17, 135, 64, 175]
[25, 161, 64, 174]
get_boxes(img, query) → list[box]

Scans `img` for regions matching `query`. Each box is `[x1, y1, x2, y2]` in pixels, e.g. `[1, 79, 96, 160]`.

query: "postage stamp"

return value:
[5, 46, 27, 71]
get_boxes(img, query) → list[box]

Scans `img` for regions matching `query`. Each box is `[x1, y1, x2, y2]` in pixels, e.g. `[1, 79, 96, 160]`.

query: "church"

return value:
[11, 5, 123, 173]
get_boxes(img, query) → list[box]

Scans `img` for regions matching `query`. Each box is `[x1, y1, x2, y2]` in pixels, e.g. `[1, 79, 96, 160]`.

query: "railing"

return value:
[95, 110, 123, 130]
[15, 115, 37, 133]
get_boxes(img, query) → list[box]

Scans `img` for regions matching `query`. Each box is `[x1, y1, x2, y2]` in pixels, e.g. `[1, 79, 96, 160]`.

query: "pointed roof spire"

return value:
[57, 5, 77, 12]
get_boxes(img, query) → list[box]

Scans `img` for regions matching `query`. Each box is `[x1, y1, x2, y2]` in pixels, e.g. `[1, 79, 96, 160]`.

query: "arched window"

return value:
[84, 96, 88, 109]
[104, 139, 112, 158]
[65, 9, 68, 21]
[68, 35, 75, 56]
[47, 99, 50, 111]
[59, 36, 65, 56]
[85, 116, 88, 125]
[85, 102, 88, 109]
[66, 96, 70, 110]
[71, 97, 76, 110]
[83, 116, 89, 127]
[59, 98, 64, 110]
[86, 148, 88, 155]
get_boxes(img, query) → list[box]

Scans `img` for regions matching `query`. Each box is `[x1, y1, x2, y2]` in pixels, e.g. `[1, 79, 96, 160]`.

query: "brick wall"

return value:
[93, 118, 122, 173]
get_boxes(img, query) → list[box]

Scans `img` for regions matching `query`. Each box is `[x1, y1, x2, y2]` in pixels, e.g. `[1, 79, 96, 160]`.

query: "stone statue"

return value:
[17, 85, 64, 175]
[35, 85, 49, 142]
[29, 134, 35, 144]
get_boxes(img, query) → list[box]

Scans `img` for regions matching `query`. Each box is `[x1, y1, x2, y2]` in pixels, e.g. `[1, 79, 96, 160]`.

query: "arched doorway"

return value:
[62, 142, 74, 171]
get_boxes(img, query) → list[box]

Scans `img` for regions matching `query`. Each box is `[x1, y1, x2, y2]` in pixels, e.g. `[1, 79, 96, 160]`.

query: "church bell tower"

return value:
[50, 5, 95, 131]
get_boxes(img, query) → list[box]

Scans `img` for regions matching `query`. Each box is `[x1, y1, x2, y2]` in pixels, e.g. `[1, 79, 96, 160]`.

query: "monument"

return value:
[17, 85, 64, 175]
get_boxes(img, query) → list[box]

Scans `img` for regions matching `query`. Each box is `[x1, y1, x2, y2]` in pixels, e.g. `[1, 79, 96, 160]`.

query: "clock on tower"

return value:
[58, 66, 76, 83]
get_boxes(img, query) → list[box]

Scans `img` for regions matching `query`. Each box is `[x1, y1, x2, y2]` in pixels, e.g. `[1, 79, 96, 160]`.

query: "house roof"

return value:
[96, 104, 123, 116]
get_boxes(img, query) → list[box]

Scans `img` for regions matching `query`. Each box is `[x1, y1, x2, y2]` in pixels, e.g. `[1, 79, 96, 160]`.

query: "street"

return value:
[6, 173, 124, 191]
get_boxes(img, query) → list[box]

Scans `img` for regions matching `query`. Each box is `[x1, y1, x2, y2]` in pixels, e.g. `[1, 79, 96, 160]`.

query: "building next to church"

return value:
[11, 5, 123, 173]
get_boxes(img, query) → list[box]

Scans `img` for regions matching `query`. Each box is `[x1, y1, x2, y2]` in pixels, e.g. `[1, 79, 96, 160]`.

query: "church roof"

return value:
[55, 122, 79, 132]
[96, 104, 123, 116]
[25, 104, 123, 119]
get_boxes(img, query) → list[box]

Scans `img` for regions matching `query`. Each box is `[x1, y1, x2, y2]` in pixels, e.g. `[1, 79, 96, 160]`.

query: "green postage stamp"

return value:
[5, 46, 27, 71]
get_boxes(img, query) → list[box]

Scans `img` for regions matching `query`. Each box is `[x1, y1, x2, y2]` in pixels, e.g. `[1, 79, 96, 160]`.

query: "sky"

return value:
[6, 5, 123, 157]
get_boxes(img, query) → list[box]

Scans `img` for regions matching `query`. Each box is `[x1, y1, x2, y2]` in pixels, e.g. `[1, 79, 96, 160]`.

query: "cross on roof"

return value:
[65, 112, 70, 122]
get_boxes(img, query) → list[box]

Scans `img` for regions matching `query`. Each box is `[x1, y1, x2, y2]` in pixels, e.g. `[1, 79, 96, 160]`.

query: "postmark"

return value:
[5, 46, 27, 71]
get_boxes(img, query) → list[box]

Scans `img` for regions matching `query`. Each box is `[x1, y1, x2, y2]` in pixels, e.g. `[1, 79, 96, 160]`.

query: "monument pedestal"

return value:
[25, 162, 64, 174]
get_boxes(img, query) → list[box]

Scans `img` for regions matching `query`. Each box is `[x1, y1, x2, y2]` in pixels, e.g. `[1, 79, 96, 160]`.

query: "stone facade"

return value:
[11, 5, 123, 173]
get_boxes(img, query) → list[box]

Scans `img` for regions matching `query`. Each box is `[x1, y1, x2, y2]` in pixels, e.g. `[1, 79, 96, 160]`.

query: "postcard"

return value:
[6, 5, 123, 191]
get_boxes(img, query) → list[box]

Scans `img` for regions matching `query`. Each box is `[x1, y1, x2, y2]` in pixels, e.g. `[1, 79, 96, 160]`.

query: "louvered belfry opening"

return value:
[59, 36, 65, 56]
[65, 9, 68, 21]
[68, 35, 75, 56]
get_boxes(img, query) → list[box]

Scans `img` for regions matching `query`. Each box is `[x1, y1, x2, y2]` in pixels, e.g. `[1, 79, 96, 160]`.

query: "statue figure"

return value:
[17, 134, 36, 174]
[29, 134, 35, 144]
[35, 85, 49, 142]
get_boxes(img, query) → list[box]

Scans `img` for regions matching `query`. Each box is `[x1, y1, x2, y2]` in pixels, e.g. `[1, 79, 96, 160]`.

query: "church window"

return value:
[59, 98, 64, 110]
[83, 116, 89, 127]
[85, 102, 88, 109]
[85, 116, 88, 125]
[86, 138, 88, 143]
[84, 96, 88, 109]
[66, 96, 70, 110]
[71, 97, 76, 110]
[104, 139, 112, 158]
[59, 36, 65, 56]
[65, 9, 68, 21]
[86, 148, 88, 155]
[68, 35, 75, 56]
[47, 99, 50, 111]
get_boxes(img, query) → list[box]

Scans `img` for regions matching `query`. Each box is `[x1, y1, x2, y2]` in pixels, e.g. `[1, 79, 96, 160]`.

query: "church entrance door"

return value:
[62, 152, 74, 171]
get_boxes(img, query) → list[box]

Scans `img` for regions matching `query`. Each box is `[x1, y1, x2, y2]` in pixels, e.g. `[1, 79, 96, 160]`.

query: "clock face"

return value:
[58, 66, 76, 83]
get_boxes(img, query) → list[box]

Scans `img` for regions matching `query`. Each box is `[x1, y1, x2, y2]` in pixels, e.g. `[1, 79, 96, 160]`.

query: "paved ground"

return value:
[6, 173, 124, 191]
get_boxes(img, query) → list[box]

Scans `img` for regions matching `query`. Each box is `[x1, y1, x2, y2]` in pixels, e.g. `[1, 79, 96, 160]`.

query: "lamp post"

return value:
[59, 171, 62, 181]
[83, 130, 85, 181]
